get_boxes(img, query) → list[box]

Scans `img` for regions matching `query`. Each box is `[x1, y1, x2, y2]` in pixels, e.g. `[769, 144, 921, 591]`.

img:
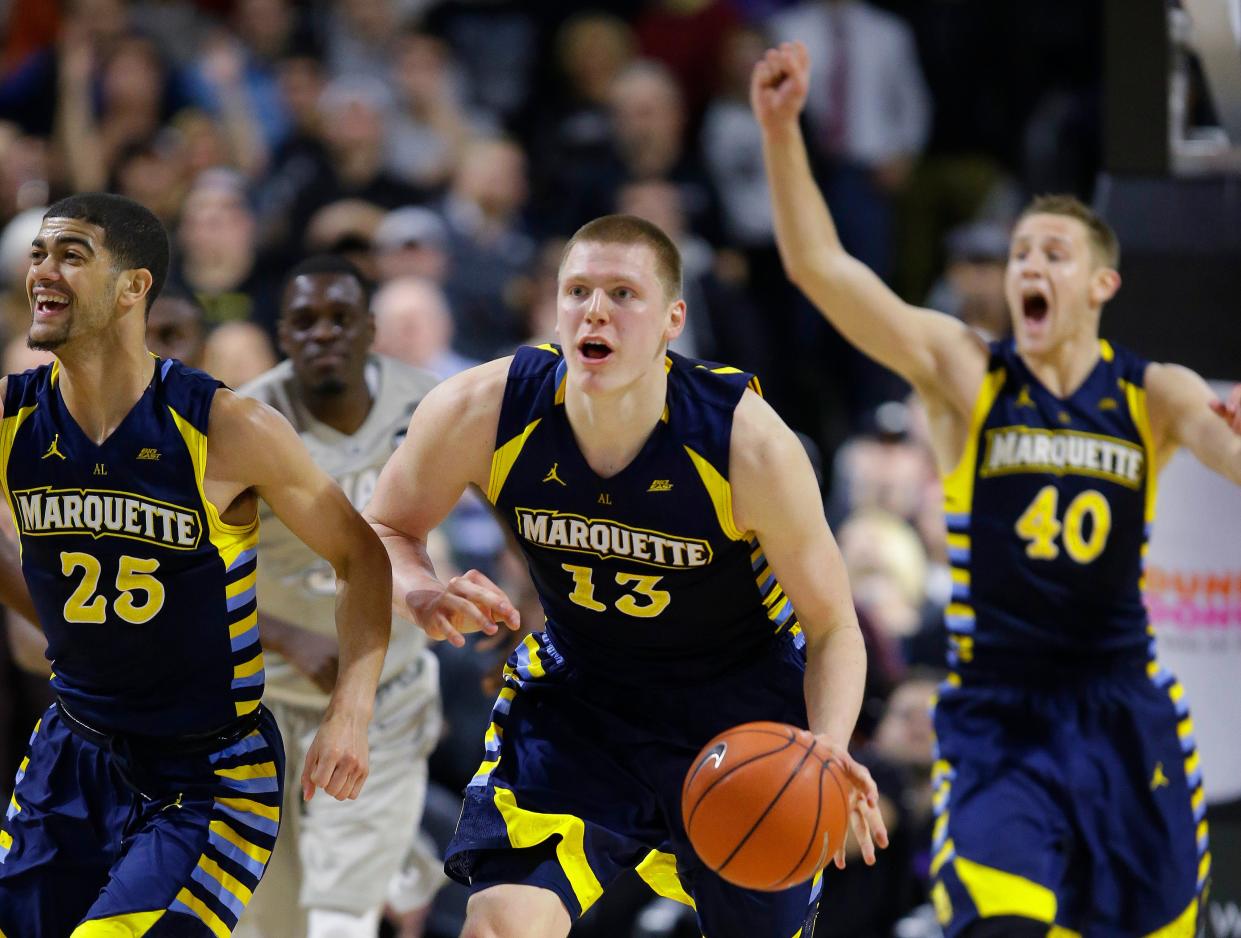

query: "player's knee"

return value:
[960, 916, 1050, 938]
[306, 907, 382, 938]
[462, 885, 571, 938]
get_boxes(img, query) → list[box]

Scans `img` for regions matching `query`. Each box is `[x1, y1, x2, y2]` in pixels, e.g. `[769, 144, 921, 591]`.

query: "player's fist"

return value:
[405, 569, 521, 648]
[751, 41, 811, 131]
[302, 707, 370, 801]
[1209, 383, 1241, 436]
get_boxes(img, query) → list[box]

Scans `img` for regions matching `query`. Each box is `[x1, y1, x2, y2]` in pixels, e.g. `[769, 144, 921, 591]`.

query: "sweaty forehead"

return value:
[560, 240, 658, 282]
[1012, 213, 1088, 249]
[36, 217, 107, 250]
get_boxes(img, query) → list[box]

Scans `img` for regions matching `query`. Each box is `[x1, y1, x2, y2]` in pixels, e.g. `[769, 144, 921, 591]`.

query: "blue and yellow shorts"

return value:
[447, 629, 823, 938]
[0, 702, 283, 937]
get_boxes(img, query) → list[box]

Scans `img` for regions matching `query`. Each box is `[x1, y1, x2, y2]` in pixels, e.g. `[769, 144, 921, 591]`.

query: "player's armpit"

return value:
[1146, 362, 1241, 486]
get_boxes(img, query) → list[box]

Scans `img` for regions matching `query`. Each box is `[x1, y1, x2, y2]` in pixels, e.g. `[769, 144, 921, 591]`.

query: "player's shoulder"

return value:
[416, 356, 513, 429]
[1099, 339, 1150, 386]
[0, 361, 56, 419]
[668, 351, 760, 410]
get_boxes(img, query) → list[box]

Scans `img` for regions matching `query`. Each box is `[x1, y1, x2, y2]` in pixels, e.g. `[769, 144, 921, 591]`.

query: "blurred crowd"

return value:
[0, 0, 1104, 935]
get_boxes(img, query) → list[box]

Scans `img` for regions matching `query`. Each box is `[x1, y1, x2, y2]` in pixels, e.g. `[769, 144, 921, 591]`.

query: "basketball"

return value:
[681, 721, 850, 892]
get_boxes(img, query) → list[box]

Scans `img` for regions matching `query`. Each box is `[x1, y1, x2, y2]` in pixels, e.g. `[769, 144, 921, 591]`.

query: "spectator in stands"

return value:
[373, 206, 452, 285]
[440, 136, 535, 359]
[372, 276, 477, 380]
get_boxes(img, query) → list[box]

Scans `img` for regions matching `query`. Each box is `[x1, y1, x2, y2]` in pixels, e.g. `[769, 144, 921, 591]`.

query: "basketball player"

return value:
[754, 42, 1241, 937]
[0, 194, 391, 937]
[234, 255, 445, 938]
[365, 213, 888, 938]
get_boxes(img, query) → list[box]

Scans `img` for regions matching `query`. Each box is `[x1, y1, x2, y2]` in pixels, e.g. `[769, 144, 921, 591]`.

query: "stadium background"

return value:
[0, 0, 1238, 935]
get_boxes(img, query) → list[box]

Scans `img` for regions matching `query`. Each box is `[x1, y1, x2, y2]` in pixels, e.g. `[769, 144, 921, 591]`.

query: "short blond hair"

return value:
[560, 214, 683, 301]
[1019, 194, 1120, 269]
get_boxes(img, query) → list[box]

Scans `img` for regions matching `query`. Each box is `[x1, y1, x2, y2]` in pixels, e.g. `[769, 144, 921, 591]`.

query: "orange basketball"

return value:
[681, 721, 850, 891]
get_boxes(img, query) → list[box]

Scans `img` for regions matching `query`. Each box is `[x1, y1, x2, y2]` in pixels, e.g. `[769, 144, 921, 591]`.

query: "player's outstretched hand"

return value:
[750, 40, 811, 132]
[813, 737, 890, 868]
[302, 706, 369, 802]
[405, 569, 521, 648]
[1209, 383, 1241, 436]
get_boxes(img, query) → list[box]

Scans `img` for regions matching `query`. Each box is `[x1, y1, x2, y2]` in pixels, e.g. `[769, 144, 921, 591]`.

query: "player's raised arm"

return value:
[729, 389, 888, 867]
[364, 358, 520, 649]
[207, 390, 391, 802]
[1146, 364, 1241, 485]
[753, 41, 985, 409]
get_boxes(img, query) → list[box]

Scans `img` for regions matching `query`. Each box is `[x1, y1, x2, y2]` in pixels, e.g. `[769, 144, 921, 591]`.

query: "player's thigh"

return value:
[671, 851, 820, 938]
[462, 883, 572, 938]
[233, 700, 312, 938]
[1084, 675, 1207, 933]
[931, 688, 1074, 935]
[0, 709, 123, 937]
[76, 711, 285, 937]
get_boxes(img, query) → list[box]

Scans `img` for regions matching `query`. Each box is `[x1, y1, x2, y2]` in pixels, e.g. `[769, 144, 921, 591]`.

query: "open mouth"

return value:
[578, 339, 613, 361]
[1022, 293, 1049, 323]
[33, 292, 70, 317]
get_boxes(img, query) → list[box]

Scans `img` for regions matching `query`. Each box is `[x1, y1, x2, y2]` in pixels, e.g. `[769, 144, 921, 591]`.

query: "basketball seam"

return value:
[715, 744, 815, 878]
[772, 753, 830, 889]
[683, 736, 799, 832]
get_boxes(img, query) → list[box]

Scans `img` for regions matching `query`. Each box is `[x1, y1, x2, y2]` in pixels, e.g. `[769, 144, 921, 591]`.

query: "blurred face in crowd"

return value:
[557, 14, 635, 104]
[279, 272, 373, 396]
[321, 92, 386, 156]
[101, 36, 164, 113]
[235, 0, 292, 60]
[1005, 213, 1119, 358]
[873, 678, 938, 768]
[610, 67, 685, 170]
[146, 296, 206, 367]
[372, 277, 453, 369]
[393, 33, 451, 108]
[27, 218, 126, 351]
[556, 239, 684, 398]
[454, 140, 528, 221]
[178, 184, 256, 261]
[278, 57, 326, 131]
[617, 181, 685, 241]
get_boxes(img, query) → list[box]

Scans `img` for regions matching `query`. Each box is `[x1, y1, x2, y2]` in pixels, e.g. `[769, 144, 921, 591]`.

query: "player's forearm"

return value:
[5, 614, 50, 676]
[327, 531, 392, 716]
[761, 120, 846, 279]
[802, 613, 867, 749]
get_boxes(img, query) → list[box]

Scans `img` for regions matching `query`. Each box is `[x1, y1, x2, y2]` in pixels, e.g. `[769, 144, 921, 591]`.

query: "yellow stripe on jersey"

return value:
[683, 446, 746, 541]
[69, 909, 166, 936]
[0, 402, 39, 559]
[488, 419, 542, 504]
[170, 887, 230, 938]
[168, 407, 260, 570]
[1119, 379, 1158, 524]
[1099, 339, 1115, 362]
[942, 368, 1007, 517]
[1142, 897, 1199, 937]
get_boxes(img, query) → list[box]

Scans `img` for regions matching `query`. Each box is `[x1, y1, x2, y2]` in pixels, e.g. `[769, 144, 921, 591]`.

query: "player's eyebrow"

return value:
[32, 234, 97, 255]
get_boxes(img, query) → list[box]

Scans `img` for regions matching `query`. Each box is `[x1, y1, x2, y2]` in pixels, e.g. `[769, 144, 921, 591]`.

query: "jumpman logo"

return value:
[1015, 385, 1035, 409]
[41, 434, 66, 460]
[543, 463, 566, 486]
[1150, 762, 1170, 791]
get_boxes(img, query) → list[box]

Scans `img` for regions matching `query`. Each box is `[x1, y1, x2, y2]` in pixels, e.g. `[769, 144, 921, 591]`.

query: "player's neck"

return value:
[1019, 331, 1101, 399]
[564, 368, 667, 478]
[55, 337, 156, 444]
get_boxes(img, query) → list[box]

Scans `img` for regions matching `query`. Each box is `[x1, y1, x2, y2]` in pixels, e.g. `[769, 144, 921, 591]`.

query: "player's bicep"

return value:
[1149, 363, 1241, 484]
[730, 395, 854, 636]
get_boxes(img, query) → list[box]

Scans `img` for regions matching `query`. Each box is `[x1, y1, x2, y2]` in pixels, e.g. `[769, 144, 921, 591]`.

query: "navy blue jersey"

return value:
[488, 345, 800, 684]
[0, 359, 262, 735]
[942, 339, 1155, 676]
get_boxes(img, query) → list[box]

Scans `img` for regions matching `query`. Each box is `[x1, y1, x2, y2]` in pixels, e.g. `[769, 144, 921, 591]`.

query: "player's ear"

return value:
[666, 298, 686, 341]
[117, 267, 154, 314]
[1089, 266, 1121, 306]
